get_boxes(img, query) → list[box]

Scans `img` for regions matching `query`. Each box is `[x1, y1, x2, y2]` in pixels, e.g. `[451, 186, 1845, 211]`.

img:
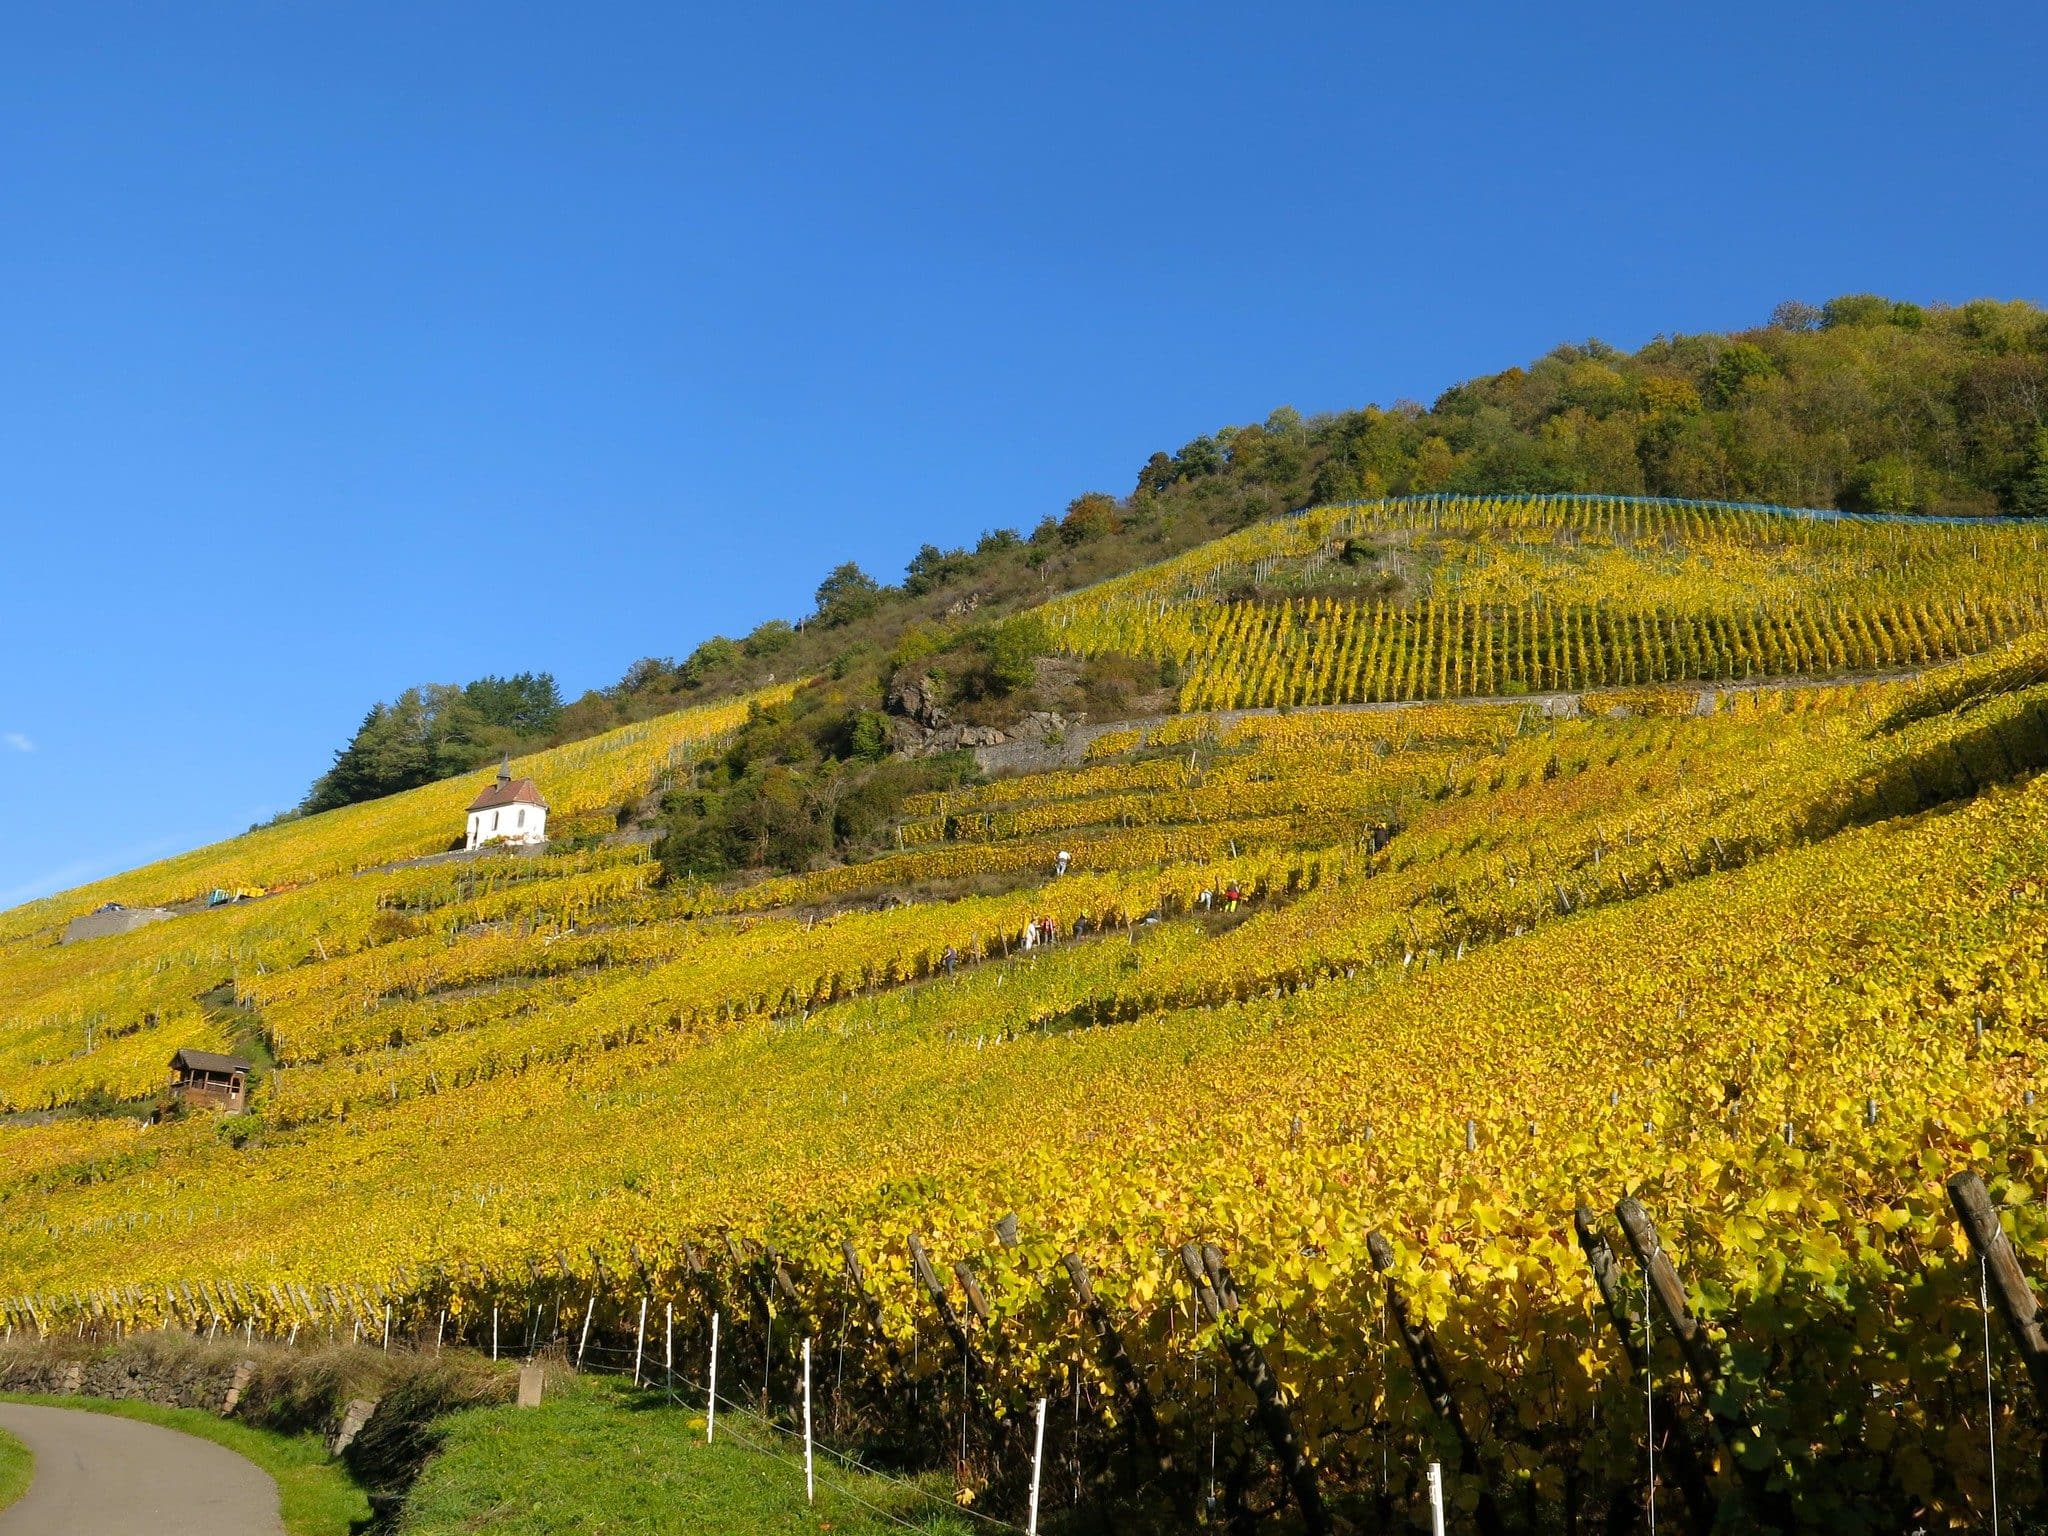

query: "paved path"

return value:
[0, 1402, 283, 1536]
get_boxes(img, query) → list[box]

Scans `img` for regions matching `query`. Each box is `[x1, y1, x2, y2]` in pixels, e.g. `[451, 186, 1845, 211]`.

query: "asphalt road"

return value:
[0, 1402, 284, 1535]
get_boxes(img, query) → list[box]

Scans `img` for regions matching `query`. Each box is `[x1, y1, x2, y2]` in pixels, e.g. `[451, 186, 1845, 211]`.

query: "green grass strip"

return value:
[396, 1375, 972, 1535]
[0, 1393, 370, 1536]
[0, 1424, 30, 1515]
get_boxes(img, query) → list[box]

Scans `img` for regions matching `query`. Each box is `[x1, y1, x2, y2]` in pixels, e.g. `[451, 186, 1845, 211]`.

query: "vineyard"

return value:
[4, 501, 2048, 1530]
[1045, 494, 2048, 709]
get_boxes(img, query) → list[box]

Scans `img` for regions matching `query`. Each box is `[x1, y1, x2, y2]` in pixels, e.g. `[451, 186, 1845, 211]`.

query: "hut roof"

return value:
[171, 1049, 251, 1076]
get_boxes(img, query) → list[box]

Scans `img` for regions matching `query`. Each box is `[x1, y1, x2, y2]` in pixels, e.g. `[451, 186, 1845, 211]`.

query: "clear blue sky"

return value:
[2, 3, 2042, 907]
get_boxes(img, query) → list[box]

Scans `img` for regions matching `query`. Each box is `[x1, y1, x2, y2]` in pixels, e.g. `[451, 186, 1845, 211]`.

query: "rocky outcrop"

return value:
[884, 675, 949, 729]
[891, 708, 1079, 760]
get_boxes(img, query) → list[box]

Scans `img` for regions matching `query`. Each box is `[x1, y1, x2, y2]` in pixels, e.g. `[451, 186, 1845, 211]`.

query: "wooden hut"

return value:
[169, 1048, 251, 1113]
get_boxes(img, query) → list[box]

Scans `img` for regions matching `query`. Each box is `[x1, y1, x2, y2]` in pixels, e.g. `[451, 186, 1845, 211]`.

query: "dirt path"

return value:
[0, 1402, 283, 1536]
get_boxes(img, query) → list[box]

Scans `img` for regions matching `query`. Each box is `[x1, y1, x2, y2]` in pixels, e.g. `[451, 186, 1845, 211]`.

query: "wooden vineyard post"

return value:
[1947, 1171, 2048, 1405]
[1613, 1200, 1719, 1394]
[1060, 1252, 1190, 1519]
[907, 1234, 978, 1372]
[1366, 1232, 1505, 1536]
[1612, 1198, 1786, 1523]
[1573, 1206, 1715, 1534]
[1180, 1243, 1327, 1536]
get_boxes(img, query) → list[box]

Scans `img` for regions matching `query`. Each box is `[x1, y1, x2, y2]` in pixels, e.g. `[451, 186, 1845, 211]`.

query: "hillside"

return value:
[288, 293, 2048, 813]
[5, 495, 2048, 1531]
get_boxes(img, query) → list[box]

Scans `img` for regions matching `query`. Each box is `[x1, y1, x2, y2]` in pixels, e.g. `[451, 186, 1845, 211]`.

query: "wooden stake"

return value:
[1061, 1253, 1189, 1519]
[1612, 1197, 1788, 1523]
[1181, 1243, 1327, 1536]
[1366, 1232, 1505, 1536]
[1573, 1206, 1715, 1533]
[1948, 1171, 2048, 1404]
[1614, 1198, 1717, 1391]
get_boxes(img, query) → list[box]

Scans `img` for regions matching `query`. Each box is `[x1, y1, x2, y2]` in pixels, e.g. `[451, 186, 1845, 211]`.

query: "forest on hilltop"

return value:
[299, 294, 2048, 815]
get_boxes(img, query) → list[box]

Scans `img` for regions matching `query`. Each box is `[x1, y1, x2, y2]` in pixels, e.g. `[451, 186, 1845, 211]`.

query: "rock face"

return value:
[890, 708, 1076, 759]
[884, 676, 949, 729]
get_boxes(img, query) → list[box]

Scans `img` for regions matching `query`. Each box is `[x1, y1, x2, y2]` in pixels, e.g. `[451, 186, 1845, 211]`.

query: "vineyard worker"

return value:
[1021, 919, 1036, 951]
[943, 945, 958, 976]
[1055, 849, 1071, 876]
[1224, 881, 1244, 913]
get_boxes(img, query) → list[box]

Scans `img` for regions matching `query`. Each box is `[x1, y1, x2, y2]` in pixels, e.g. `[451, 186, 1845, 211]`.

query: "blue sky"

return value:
[1, 2, 2043, 907]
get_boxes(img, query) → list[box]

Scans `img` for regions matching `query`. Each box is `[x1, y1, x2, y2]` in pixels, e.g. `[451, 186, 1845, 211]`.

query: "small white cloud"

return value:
[1, 733, 31, 753]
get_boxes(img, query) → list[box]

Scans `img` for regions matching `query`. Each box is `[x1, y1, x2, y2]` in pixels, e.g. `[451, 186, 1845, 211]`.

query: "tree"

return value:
[814, 562, 882, 626]
[975, 527, 1022, 555]
[1135, 451, 1177, 496]
[847, 711, 890, 762]
[1410, 436, 1456, 492]
[742, 619, 794, 657]
[1059, 493, 1120, 545]
[1771, 300, 1824, 332]
[1822, 294, 1903, 329]
[904, 543, 975, 596]
[1848, 455, 1923, 513]
[612, 657, 676, 696]
[982, 616, 1048, 695]
[300, 684, 491, 814]
[2013, 428, 2048, 517]
[462, 672, 563, 734]
[679, 636, 739, 688]
[1175, 435, 1223, 478]
[1708, 342, 1779, 405]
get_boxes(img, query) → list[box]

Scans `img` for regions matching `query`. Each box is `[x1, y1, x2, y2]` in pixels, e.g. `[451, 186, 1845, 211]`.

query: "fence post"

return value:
[1366, 1232, 1505, 1536]
[1948, 1171, 2048, 1404]
[633, 1295, 649, 1387]
[436, 1308, 446, 1354]
[665, 1301, 674, 1393]
[707, 1310, 720, 1443]
[803, 1336, 815, 1504]
[1028, 1396, 1048, 1536]
[492, 1304, 499, 1363]
[1427, 1461, 1447, 1536]
[577, 1294, 596, 1368]
[1180, 1243, 1327, 1536]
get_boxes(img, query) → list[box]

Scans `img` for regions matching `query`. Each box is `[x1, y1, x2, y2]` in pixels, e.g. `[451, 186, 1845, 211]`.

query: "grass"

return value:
[395, 1375, 972, 1535]
[0, 1393, 371, 1536]
[0, 1424, 29, 1514]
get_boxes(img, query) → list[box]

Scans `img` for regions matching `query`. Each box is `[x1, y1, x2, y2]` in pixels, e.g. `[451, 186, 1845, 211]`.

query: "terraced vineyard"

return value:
[5, 501, 2048, 1531]
[1047, 494, 2048, 708]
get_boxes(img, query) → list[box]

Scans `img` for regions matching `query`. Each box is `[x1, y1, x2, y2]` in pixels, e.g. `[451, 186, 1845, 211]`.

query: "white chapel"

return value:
[465, 756, 549, 849]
